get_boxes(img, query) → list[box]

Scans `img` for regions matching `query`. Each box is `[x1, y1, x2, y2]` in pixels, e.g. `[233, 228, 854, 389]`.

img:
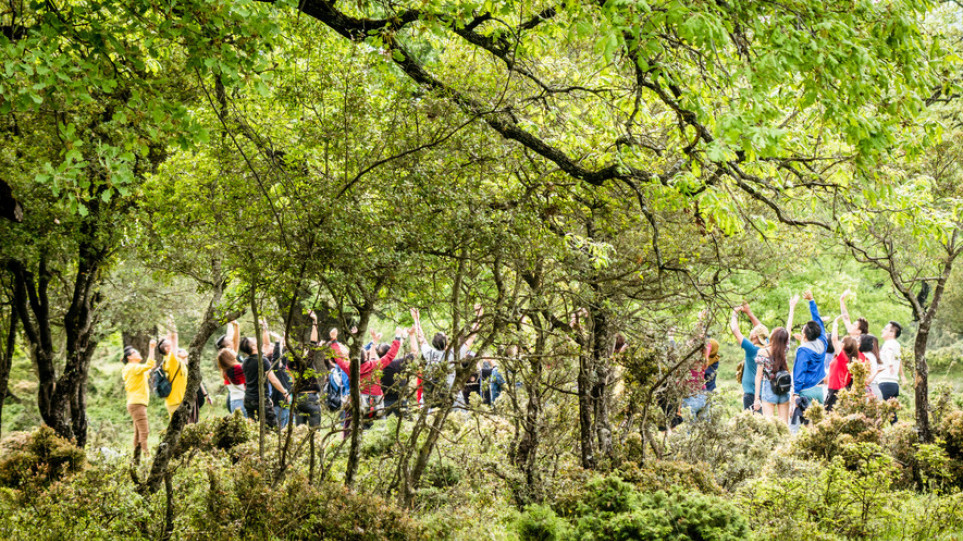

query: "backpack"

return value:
[325, 366, 350, 412]
[771, 369, 792, 395]
[151, 361, 180, 399]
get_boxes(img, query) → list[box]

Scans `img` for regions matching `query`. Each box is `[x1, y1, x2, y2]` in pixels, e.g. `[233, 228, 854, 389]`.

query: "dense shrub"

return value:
[172, 411, 256, 459]
[741, 442, 897, 539]
[519, 475, 748, 541]
[0, 426, 86, 488]
[665, 409, 788, 490]
[619, 459, 722, 495]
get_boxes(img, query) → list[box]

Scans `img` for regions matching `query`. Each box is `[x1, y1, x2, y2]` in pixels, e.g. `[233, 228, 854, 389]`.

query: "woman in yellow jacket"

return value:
[122, 338, 155, 462]
[157, 324, 187, 418]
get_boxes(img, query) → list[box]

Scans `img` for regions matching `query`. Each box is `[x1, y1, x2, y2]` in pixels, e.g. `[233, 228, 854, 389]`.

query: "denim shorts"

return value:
[761, 379, 790, 404]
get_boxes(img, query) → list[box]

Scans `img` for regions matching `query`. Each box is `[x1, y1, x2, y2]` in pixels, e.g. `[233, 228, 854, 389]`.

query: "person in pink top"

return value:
[329, 327, 404, 420]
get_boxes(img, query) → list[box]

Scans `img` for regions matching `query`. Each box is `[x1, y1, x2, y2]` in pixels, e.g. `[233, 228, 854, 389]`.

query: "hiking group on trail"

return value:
[120, 290, 904, 459]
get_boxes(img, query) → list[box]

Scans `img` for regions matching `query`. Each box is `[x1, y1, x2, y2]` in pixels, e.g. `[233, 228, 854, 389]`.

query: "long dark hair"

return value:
[842, 336, 860, 363]
[859, 334, 880, 361]
[769, 328, 789, 373]
[431, 332, 447, 351]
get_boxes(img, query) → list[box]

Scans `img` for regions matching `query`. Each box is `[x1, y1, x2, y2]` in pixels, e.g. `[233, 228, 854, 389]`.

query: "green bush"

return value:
[519, 475, 748, 541]
[516, 504, 571, 541]
[0, 426, 86, 488]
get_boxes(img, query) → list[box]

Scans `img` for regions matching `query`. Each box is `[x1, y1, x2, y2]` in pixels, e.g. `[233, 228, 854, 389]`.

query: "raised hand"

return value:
[802, 290, 814, 301]
[789, 294, 800, 308]
[329, 328, 339, 341]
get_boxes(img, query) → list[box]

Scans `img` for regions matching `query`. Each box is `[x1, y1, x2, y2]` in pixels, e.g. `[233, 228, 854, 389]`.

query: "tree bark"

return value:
[345, 352, 362, 487]
[0, 307, 18, 438]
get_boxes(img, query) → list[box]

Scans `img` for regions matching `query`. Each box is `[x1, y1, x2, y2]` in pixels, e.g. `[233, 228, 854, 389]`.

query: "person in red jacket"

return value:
[826, 315, 864, 412]
[329, 327, 404, 421]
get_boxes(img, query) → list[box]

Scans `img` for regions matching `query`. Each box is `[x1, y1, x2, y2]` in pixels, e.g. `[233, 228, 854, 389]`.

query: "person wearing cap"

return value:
[122, 339, 156, 462]
[730, 302, 770, 411]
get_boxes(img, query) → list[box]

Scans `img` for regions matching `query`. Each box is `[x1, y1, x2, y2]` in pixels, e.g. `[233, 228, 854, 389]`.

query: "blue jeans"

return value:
[682, 393, 708, 418]
[274, 403, 290, 429]
[228, 397, 247, 416]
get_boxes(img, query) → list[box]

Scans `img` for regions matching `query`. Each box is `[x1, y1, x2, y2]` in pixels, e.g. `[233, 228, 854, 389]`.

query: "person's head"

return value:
[157, 338, 171, 356]
[857, 317, 869, 335]
[614, 334, 627, 354]
[802, 320, 822, 342]
[238, 336, 256, 356]
[705, 339, 720, 365]
[882, 321, 902, 340]
[176, 348, 188, 362]
[217, 348, 239, 373]
[122, 346, 141, 364]
[859, 334, 880, 360]
[215, 334, 231, 350]
[376, 343, 391, 358]
[769, 327, 789, 373]
[842, 336, 860, 362]
[748, 324, 770, 346]
[431, 332, 447, 351]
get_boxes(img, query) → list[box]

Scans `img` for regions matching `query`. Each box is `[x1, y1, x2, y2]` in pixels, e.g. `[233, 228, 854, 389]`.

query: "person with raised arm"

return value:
[753, 328, 792, 425]
[411, 305, 483, 405]
[730, 302, 771, 411]
[122, 339, 156, 462]
[791, 290, 829, 406]
[327, 326, 403, 423]
[239, 319, 290, 428]
[840, 289, 869, 338]
[826, 315, 863, 411]
[291, 310, 324, 428]
[158, 317, 188, 418]
[216, 320, 246, 415]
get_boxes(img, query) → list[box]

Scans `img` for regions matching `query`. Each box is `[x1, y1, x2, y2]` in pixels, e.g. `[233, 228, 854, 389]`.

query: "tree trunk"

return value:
[589, 309, 613, 460]
[513, 328, 544, 504]
[914, 324, 932, 442]
[0, 307, 18, 438]
[577, 352, 597, 469]
[345, 352, 362, 487]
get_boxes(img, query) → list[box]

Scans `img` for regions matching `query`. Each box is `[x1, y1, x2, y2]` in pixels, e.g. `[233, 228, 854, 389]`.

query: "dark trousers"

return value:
[294, 393, 322, 428]
[879, 382, 900, 423]
[825, 389, 840, 412]
[383, 396, 405, 418]
[244, 398, 278, 429]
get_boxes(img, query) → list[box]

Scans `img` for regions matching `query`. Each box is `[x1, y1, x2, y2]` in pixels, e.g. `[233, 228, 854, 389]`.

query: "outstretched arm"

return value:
[786, 294, 800, 336]
[742, 302, 762, 328]
[231, 320, 240, 353]
[831, 316, 843, 354]
[411, 308, 427, 346]
[840, 289, 853, 334]
[730, 308, 745, 344]
[309, 311, 318, 343]
[168, 316, 179, 357]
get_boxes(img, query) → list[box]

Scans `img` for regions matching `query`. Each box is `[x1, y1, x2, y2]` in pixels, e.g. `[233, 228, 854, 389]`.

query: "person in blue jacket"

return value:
[791, 290, 828, 404]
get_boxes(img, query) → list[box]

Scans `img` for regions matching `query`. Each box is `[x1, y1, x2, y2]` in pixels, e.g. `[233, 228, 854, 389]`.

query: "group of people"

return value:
[725, 289, 905, 426]
[120, 308, 508, 457]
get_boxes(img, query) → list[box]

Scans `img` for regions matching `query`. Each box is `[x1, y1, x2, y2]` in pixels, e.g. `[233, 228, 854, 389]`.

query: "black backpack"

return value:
[772, 369, 792, 395]
[151, 361, 180, 399]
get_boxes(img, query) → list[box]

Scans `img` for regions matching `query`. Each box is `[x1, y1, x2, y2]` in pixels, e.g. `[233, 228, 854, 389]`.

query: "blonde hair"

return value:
[749, 324, 770, 344]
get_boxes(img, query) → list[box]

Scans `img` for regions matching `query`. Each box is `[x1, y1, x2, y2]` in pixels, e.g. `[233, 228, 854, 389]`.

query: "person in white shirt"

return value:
[878, 321, 904, 423]
[410, 305, 483, 407]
